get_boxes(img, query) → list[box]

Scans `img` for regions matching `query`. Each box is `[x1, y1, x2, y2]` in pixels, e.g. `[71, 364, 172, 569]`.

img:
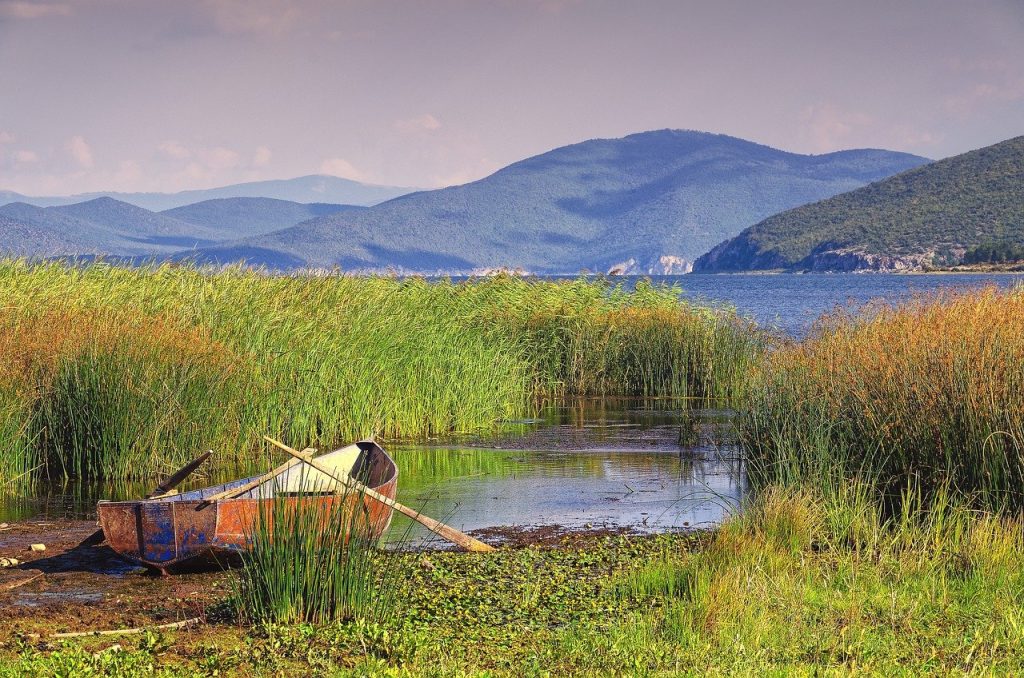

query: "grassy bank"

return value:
[742, 286, 1024, 511]
[4, 279, 1024, 674]
[5, 486, 1022, 676]
[0, 261, 758, 486]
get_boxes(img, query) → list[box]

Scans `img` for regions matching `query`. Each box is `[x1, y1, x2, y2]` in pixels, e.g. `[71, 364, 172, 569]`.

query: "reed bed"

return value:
[0, 261, 757, 487]
[232, 486, 401, 625]
[743, 286, 1024, 510]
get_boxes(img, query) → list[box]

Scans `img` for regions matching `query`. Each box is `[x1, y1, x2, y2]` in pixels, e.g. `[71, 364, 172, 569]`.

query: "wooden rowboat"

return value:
[97, 440, 398, 574]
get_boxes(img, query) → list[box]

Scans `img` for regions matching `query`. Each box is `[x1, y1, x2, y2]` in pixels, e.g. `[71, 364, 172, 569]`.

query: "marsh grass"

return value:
[743, 286, 1024, 511]
[0, 261, 758, 486]
[6, 488, 1023, 674]
[610, 484, 1024, 675]
[231, 479, 405, 626]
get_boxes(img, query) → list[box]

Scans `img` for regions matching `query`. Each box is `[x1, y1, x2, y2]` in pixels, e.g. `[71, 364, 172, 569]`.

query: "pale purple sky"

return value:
[1, 0, 1022, 195]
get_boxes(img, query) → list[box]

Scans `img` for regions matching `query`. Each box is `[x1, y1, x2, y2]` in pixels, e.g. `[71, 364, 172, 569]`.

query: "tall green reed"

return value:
[742, 287, 1024, 512]
[0, 261, 758, 485]
[232, 481, 403, 625]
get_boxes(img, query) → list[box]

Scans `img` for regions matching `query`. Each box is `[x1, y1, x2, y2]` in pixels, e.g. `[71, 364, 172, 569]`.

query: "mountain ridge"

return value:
[0, 175, 414, 211]
[693, 136, 1024, 273]
[185, 130, 928, 273]
[0, 196, 356, 259]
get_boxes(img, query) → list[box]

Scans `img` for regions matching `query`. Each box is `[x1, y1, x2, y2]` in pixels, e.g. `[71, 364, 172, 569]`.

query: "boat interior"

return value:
[146, 441, 389, 502]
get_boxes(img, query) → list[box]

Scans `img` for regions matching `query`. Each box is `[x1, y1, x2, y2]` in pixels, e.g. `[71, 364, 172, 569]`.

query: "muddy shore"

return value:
[0, 518, 651, 641]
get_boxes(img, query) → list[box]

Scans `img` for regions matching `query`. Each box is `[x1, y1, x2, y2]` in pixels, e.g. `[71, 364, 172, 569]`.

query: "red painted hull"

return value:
[97, 442, 398, 574]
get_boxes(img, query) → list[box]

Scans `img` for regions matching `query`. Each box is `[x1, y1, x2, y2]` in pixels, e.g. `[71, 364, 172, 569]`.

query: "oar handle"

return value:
[148, 450, 213, 499]
[264, 436, 495, 553]
[89, 449, 214, 546]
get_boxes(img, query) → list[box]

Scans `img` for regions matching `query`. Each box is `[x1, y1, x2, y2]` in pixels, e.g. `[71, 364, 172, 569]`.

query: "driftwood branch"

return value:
[27, 617, 202, 640]
[1, 572, 42, 591]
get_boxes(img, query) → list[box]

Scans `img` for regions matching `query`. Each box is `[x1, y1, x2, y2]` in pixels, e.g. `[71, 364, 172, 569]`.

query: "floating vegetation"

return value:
[7, 488, 1023, 674]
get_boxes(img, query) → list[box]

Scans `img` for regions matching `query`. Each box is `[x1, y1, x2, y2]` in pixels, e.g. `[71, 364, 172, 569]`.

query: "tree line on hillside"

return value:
[962, 237, 1024, 264]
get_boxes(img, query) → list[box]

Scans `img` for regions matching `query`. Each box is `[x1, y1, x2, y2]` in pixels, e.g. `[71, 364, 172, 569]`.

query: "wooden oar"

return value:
[196, 447, 316, 506]
[264, 436, 495, 553]
[83, 450, 213, 546]
[147, 450, 213, 499]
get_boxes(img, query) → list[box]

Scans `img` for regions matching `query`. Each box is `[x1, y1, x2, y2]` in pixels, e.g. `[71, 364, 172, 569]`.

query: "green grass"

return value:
[5, 264, 1024, 675]
[0, 261, 759, 488]
[5, 486, 1023, 676]
[231, 482, 402, 626]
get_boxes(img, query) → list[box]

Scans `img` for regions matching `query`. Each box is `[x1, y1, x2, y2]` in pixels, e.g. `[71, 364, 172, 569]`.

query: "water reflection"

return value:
[1, 399, 745, 536]
[390, 398, 743, 543]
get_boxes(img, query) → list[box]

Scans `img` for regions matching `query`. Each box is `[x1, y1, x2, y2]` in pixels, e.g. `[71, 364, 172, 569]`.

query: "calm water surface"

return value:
[1, 400, 743, 539]
[388, 400, 741, 543]
[643, 273, 1024, 335]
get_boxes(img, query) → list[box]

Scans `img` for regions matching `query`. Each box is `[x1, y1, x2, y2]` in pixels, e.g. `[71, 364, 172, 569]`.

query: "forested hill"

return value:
[186, 130, 927, 274]
[693, 136, 1024, 273]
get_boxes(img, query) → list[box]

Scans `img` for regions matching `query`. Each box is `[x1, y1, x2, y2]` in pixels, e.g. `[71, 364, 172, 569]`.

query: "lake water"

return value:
[388, 399, 742, 544]
[643, 273, 1024, 335]
[1, 399, 744, 542]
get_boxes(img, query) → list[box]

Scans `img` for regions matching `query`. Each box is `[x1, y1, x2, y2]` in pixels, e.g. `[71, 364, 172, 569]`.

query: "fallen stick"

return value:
[265, 436, 495, 553]
[27, 617, 202, 640]
[2, 572, 42, 591]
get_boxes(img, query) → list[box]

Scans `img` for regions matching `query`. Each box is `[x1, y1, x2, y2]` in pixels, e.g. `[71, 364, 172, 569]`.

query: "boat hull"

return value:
[97, 441, 398, 574]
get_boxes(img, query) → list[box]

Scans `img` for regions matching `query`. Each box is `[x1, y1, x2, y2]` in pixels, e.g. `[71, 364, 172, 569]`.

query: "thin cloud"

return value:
[204, 146, 240, 170]
[320, 157, 366, 182]
[199, 0, 302, 37]
[0, 1, 71, 19]
[66, 135, 94, 168]
[158, 140, 191, 160]
[13, 149, 38, 163]
[253, 146, 272, 167]
[395, 114, 442, 134]
[798, 104, 873, 153]
[945, 79, 1024, 117]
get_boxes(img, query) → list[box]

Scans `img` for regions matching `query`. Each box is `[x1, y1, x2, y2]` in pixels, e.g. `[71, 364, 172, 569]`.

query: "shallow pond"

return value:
[0, 399, 743, 539]
[389, 399, 742, 544]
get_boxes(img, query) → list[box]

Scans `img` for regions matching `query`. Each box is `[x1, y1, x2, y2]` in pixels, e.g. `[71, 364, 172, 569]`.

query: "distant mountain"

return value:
[0, 175, 414, 211]
[0, 205, 121, 257]
[693, 136, 1024, 273]
[53, 197, 222, 247]
[186, 130, 928, 274]
[0, 196, 357, 259]
[0, 199, 207, 256]
[162, 198, 364, 240]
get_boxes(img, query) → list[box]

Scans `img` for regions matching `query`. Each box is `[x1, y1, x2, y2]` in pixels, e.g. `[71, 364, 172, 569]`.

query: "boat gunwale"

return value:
[97, 440, 397, 507]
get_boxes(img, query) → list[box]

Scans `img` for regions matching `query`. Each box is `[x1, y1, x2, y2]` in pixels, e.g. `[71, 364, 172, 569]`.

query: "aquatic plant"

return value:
[0, 261, 757, 485]
[231, 483, 402, 625]
[742, 286, 1024, 510]
[8, 486, 1024, 674]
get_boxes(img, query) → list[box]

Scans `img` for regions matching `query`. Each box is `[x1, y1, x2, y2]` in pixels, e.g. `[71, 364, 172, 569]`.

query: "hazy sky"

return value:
[1, 0, 1022, 195]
